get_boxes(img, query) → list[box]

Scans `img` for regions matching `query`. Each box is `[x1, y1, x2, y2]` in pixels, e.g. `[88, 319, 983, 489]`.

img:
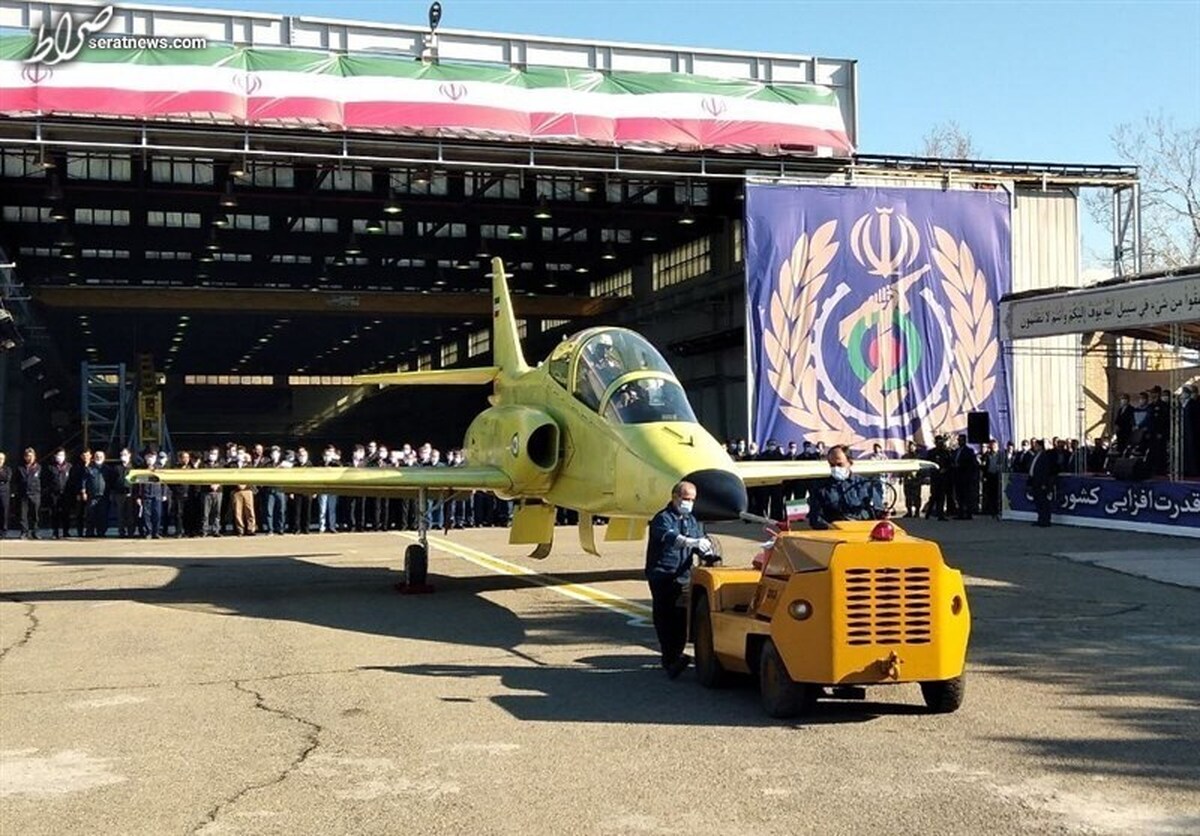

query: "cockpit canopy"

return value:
[547, 328, 697, 425]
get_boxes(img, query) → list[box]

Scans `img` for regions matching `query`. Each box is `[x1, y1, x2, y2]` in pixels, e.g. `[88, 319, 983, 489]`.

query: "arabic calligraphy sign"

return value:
[1006, 474, 1200, 536]
[1001, 274, 1200, 340]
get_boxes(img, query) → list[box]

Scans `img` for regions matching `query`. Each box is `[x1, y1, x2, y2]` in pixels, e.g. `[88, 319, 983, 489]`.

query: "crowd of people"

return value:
[726, 382, 1199, 526]
[1110, 385, 1199, 477]
[724, 435, 1009, 522]
[0, 441, 513, 540]
[1, 385, 1194, 539]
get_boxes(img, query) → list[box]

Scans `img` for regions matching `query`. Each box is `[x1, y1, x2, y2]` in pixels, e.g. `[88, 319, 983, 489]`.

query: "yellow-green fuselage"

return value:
[462, 327, 747, 521]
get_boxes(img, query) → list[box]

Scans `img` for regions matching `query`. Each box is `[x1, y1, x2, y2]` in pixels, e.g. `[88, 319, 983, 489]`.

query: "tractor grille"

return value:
[843, 566, 933, 646]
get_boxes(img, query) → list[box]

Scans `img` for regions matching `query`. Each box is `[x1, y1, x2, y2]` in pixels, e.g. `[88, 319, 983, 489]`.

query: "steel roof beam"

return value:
[33, 285, 622, 318]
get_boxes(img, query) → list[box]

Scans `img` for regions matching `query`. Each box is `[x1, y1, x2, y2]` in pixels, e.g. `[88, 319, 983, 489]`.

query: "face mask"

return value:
[208, 454, 218, 462]
[120, 455, 131, 464]
[831, 466, 850, 481]
[55, 453, 66, 463]
[677, 499, 694, 514]
[298, 455, 308, 464]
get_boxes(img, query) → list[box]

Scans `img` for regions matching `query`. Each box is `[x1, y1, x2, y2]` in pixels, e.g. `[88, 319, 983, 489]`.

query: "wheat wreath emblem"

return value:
[923, 226, 998, 432]
[763, 222, 998, 444]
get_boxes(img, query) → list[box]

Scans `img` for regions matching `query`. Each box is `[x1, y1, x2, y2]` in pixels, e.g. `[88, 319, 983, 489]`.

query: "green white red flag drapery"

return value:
[0, 36, 852, 155]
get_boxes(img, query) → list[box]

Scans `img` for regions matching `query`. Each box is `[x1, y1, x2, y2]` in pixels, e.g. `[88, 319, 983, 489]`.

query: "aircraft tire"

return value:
[405, 544, 429, 587]
[692, 594, 729, 689]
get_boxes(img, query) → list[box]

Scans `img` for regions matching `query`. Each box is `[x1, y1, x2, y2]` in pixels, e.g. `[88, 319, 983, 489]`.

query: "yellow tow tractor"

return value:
[689, 520, 970, 718]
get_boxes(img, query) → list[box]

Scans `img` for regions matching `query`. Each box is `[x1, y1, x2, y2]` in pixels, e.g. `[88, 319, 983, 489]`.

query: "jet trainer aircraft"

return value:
[136, 258, 930, 587]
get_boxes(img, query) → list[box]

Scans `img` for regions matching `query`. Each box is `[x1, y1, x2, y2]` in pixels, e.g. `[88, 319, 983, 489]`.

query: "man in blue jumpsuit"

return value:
[807, 446, 884, 529]
[645, 480, 712, 679]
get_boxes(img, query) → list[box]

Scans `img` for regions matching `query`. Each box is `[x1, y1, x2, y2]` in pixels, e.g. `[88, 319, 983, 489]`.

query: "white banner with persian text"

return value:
[1001, 274, 1200, 340]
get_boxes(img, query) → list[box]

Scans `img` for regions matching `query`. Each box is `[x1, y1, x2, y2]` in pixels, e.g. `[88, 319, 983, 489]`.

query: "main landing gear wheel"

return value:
[395, 543, 435, 594]
[397, 486, 435, 594]
[758, 638, 815, 719]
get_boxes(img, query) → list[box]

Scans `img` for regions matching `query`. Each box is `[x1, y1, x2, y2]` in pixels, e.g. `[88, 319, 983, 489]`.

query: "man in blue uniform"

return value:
[807, 446, 884, 529]
[645, 480, 712, 679]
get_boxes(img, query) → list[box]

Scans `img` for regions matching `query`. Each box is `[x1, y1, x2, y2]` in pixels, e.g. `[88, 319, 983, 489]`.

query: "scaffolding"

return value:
[80, 361, 127, 454]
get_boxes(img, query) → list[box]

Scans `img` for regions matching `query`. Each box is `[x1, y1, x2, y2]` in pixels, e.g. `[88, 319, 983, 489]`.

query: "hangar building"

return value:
[0, 0, 1139, 455]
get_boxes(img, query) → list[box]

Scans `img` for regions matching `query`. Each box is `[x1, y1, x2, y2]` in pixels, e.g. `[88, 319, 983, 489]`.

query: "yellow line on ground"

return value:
[398, 533, 652, 626]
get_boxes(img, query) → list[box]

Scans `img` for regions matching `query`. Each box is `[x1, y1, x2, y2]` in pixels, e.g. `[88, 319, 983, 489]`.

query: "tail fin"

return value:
[491, 256, 529, 375]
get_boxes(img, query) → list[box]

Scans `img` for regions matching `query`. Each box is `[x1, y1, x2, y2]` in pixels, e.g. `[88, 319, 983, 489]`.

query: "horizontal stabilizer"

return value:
[734, 458, 936, 488]
[353, 367, 500, 386]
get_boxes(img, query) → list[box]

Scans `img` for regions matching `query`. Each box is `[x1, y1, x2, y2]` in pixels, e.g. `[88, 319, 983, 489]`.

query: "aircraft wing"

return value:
[733, 459, 937, 488]
[130, 466, 513, 497]
[353, 368, 500, 386]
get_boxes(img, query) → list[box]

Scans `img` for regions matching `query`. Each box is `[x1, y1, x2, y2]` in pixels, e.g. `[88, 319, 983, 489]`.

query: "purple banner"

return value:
[747, 184, 1012, 452]
[1007, 474, 1200, 533]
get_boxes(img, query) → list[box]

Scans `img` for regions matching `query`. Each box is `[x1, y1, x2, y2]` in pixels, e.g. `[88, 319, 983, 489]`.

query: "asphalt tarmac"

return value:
[2, 518, 1197, 835]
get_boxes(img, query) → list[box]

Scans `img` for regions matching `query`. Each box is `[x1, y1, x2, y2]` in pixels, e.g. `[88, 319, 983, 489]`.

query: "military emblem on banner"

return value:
[761, 207, 1000, 449]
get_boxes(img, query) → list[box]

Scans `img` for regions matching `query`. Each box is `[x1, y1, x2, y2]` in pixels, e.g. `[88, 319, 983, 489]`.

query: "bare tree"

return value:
[1087, 113, 1200, 271]
[918, 120, 980, 159]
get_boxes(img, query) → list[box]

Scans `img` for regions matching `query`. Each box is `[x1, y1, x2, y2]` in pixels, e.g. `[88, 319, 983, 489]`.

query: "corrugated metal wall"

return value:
[1009, 189, 1081, 442]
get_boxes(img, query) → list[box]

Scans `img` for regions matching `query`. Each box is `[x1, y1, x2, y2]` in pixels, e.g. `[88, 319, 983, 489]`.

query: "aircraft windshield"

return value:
[573, 330, 674, 410]
[602, 378, 697, 425]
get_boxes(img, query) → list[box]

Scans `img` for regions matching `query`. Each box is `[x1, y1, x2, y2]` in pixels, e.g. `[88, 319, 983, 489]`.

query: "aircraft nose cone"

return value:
[684, 469, 748, 521]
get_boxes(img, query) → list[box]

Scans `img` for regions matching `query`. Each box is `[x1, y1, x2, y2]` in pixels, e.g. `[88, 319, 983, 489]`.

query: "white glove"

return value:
[676, 535, 702, 550]
[697, 537, 714, 554]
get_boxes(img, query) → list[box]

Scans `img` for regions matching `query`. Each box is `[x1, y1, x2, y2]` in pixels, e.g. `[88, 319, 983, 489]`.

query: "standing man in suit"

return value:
[106, 448, 136, 538]
[69, 449, 91, 538]
[758, 439, 788, 522]
[901, 440, 925, 518]
[45, 447, 73, 539]
[14, 448, 43, 539]
[82, 450, 109, 537]
[952, 435, 980, 520]
[1113, 393, 1134, 454]
[1149, 386, 1170, 475]
[1027, 439, 1058, 528]
[0, 452, 11, 539]
[1182, 386, 1199, 478]
[980, 439, 1002, 519]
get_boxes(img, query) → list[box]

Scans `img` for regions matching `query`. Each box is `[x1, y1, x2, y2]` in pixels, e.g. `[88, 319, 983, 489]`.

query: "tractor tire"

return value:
[759, 638, 813, 719]
[920, 675, 966, 714]
[692, 594, 728, 689]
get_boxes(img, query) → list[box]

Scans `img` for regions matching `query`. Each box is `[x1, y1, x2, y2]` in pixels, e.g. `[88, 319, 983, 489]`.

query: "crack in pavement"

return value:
[0, 597, 39, 664]
[1, 666, 368, 698]
[5, 568, 175, 594]
[191, 680, 323, 834]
